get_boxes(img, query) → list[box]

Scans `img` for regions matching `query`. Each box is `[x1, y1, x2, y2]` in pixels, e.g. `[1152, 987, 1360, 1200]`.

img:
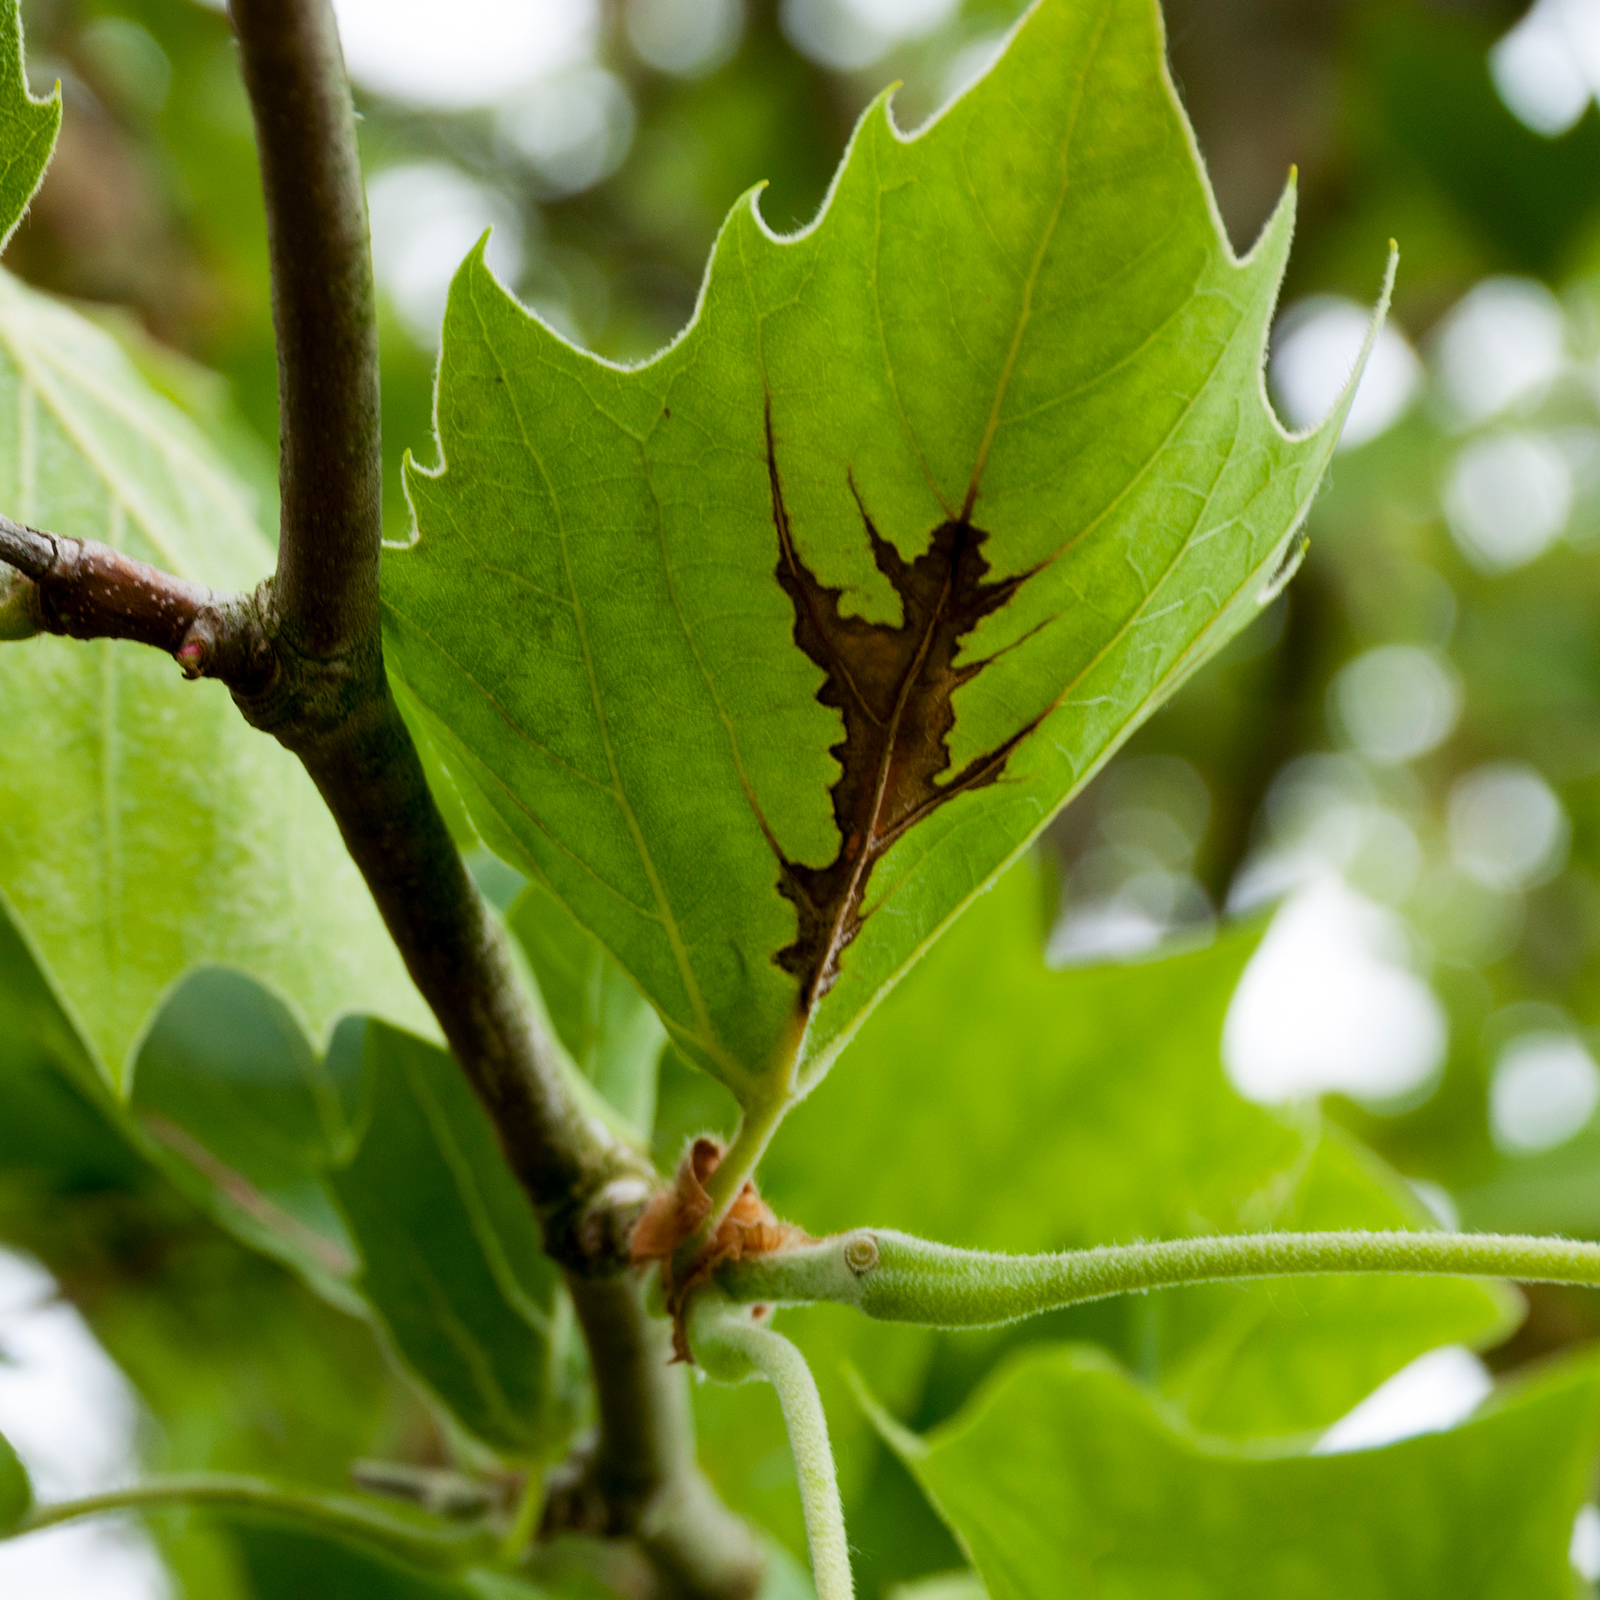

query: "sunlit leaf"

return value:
[384, 0, 1370, 1115]
[0, 10, 429, 1088]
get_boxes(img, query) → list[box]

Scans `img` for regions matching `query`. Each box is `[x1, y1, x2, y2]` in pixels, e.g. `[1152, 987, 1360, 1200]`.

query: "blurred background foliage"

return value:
[7, 0, 1600, 1594]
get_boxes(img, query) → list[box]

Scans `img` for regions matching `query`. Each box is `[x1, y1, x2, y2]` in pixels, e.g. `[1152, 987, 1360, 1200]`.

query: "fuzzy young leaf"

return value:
[384, 0, 1373, 1114]
[871, 1346, 1600, 1600]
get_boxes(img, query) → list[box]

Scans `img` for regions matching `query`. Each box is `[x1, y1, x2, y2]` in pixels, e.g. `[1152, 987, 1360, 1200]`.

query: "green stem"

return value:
[717, 1228, 1600, 1327]
[693, 1302, 853, 1600]
[673, 1091, 791, 1278]
[7, 1474, 493, 1571]
[499, 1468, 545, 1564]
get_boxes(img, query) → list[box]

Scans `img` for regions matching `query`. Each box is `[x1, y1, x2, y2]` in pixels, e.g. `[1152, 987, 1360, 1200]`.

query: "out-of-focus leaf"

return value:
[384, 0, 1363, 1114]
[872, 1345, 1600, 1600]
[508, 880, 664, 1137]
[135, 969, 366, 1175]
[327, 1024, 568, 1461]
[0, 2, 426, 1086]
[0, 276, 432, 1086]
[888, 1577, 986, 1600]
[129, 970, 365, 1302]
[120, 975, 573, 1462]
[0, 1424, 30, 1533]
[227, 1526, 550, 1600]
[1356, 8, 1600, 281]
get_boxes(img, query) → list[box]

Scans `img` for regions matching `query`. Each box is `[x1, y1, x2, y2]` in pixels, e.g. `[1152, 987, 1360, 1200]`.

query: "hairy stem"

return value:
[693, 1301, 852, 1600]
[6, 1474, 493, 1570]
[717, 1228, 1600, 1325]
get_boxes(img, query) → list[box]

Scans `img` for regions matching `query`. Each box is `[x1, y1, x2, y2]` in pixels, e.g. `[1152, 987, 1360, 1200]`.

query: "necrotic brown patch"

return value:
[765, 403, 1039, 1010]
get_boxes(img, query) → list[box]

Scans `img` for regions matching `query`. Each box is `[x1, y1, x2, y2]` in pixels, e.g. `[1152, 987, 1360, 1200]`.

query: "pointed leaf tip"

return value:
[384, 0, 1365, 1105]
[0, 0, 62, 251]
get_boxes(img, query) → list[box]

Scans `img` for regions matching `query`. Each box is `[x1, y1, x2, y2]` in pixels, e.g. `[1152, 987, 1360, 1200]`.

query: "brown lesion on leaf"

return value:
[630, 1137, 809, 1362]
[765, 401, 1042, 1012]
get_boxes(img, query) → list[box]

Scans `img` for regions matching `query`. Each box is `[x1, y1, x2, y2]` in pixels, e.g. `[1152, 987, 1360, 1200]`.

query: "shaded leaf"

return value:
[227, 1526, 548, 1600]
[888, 1578, 985, 1600]
[508, 880, 664, 1136]
[872, 1345, 1600, 1600]
[130, 970, 366, 1301]
[384, 0, 1368, 1113]
[327, 1024, 569, 1461]
[117, 971, 573, 1461]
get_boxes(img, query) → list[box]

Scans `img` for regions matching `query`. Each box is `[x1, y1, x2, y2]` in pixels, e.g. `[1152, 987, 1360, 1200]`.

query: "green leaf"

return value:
[0, 268, 433, 1087]
[0, 1425, 31, 1534]
[0, 0, 58, 251]
[227, 1526, 537, 1600]
[758, 860, 1512, 1437]
[0, 0, 426, 1084]
[326, 1023, 569, 1460]
[384, 0, 1372, 1110]
[508, 879, 665, 1136]
[691, 861, 1511, 1566]
[871, 1345, 1600, 1600]
[129, 970, 366, 1300]
[888, 1578, 985, 1600]
[122, 975, 573, 1461]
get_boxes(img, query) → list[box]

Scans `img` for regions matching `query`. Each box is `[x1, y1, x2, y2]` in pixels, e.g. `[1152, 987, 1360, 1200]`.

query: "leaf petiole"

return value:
[672, 1089, 794, 1277]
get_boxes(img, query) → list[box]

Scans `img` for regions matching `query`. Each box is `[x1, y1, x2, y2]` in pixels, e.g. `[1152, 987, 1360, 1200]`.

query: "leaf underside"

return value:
[0, 6, 429, 1087]
[386, 0, 1366, 1111]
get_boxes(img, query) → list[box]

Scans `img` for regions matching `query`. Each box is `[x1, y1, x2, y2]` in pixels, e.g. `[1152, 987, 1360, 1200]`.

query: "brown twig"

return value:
[0, 514, 264, 676]
[222, 0, 628, 1247]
